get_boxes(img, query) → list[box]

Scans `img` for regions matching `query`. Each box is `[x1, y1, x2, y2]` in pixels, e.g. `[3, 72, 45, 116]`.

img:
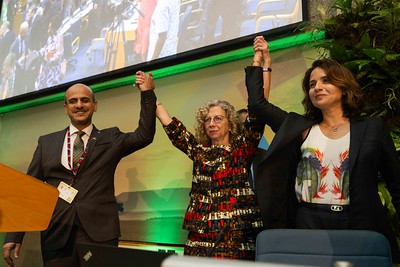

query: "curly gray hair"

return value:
[194, 100, 242, 145]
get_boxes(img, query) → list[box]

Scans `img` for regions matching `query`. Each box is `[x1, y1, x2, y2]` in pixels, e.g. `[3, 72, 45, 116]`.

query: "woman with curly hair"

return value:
[134, 37, 270, 260]
[139, 92, 264, 259]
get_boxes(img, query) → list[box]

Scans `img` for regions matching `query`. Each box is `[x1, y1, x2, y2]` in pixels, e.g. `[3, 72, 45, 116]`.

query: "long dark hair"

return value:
[301, 58, 364, 122]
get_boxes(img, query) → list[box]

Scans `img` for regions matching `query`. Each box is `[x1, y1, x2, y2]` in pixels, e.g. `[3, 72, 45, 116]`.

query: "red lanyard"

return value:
[67, 129, 88, 176]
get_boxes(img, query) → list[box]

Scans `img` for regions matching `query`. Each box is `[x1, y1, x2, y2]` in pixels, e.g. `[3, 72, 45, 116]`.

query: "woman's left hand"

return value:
[254, 36, 270, 64]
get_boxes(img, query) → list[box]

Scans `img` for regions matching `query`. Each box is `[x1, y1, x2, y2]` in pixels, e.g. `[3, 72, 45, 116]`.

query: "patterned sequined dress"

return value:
[163, 117, 264, 260]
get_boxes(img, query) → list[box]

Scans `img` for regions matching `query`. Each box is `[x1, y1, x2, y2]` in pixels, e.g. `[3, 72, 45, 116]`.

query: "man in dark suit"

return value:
[3, 78, 157, 266]
[9, 22, 30, 67]
[26, 3, 45, 51]
[0, 21, 16, 77]
[9, 21, 30, 94]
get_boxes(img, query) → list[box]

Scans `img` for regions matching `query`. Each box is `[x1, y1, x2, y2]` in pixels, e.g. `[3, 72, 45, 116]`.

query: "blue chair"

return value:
[256, 229, 392, 267]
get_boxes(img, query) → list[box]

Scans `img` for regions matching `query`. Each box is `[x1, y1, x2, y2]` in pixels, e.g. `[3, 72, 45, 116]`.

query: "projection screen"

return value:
[0, 0, 306, 105]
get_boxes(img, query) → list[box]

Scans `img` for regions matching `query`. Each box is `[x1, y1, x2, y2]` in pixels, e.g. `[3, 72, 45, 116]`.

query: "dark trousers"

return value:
[42, 226, 118, 267]
[296, 206, 351, 229]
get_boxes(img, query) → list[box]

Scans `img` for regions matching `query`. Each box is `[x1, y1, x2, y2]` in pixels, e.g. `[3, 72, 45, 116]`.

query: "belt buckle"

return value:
[330, 205, 343, 212]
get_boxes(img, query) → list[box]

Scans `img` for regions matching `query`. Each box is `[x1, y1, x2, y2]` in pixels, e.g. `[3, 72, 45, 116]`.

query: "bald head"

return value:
[64, 83, 95, 104]
[64, 83, 97, 130]
[20, 21, 29, 36]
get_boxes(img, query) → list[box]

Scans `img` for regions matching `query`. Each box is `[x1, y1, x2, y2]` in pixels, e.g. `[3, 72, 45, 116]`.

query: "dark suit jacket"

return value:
[5, 90, 156, 251]
[10, 35, 29, 61]
[29, 15, 46, 51]
[245, 66, 400, 261]
[0, 30, 15, 65]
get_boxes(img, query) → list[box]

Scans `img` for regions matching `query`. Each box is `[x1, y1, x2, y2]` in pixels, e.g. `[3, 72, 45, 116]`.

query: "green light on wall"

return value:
[0, 32, 324, 114]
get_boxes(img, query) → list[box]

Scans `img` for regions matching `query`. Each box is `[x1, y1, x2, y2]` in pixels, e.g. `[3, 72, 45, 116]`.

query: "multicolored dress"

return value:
[163, 116, 264, 260]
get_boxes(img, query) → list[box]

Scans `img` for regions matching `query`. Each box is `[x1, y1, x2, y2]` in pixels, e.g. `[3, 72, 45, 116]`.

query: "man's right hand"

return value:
[3, 242, 21, 267]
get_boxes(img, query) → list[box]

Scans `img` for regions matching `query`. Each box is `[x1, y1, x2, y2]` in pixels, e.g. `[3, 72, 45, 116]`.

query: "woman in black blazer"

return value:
[246, 57, 400, 262]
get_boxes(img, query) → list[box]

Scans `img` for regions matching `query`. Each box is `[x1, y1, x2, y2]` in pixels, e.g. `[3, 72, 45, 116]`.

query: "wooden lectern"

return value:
[0, 163, 59, 232]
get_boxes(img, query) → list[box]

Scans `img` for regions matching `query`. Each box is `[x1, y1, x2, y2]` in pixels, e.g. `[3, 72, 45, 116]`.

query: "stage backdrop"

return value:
[0, 44, 317, 266]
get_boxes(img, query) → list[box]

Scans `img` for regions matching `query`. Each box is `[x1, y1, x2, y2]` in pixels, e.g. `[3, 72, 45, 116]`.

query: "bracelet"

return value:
[251, 60, 262, 66]
[263, 67, 272, 72]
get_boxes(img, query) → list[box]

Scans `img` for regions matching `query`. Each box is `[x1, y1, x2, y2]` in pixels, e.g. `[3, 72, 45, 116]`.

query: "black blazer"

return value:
[0, 30, 15, 65]
[10, 35, 29, 61]
[5, 90, 156, 251]
[245, 66, 400, 261]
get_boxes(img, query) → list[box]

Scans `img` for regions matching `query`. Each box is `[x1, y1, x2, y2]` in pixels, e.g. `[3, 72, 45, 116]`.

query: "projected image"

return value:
[0, 0, 304, 101]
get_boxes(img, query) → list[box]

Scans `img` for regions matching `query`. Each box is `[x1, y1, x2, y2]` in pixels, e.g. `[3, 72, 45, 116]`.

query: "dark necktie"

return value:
[73, 131, 85, 167]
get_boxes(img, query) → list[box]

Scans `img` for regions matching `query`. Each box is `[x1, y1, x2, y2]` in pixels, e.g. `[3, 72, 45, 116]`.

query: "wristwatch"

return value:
[263, 67, 272, 72]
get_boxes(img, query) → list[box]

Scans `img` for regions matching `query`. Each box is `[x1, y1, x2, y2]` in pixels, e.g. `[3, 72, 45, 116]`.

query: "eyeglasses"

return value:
[204, 115, 226, 125]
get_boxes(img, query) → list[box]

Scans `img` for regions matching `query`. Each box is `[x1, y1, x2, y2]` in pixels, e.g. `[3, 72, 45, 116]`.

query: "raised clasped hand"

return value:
[135, 71, 155, 91]
[253, 36, 271, 65]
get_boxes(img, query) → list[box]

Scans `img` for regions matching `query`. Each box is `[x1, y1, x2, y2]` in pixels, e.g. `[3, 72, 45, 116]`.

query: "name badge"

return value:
[57, 181, 78, 204]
